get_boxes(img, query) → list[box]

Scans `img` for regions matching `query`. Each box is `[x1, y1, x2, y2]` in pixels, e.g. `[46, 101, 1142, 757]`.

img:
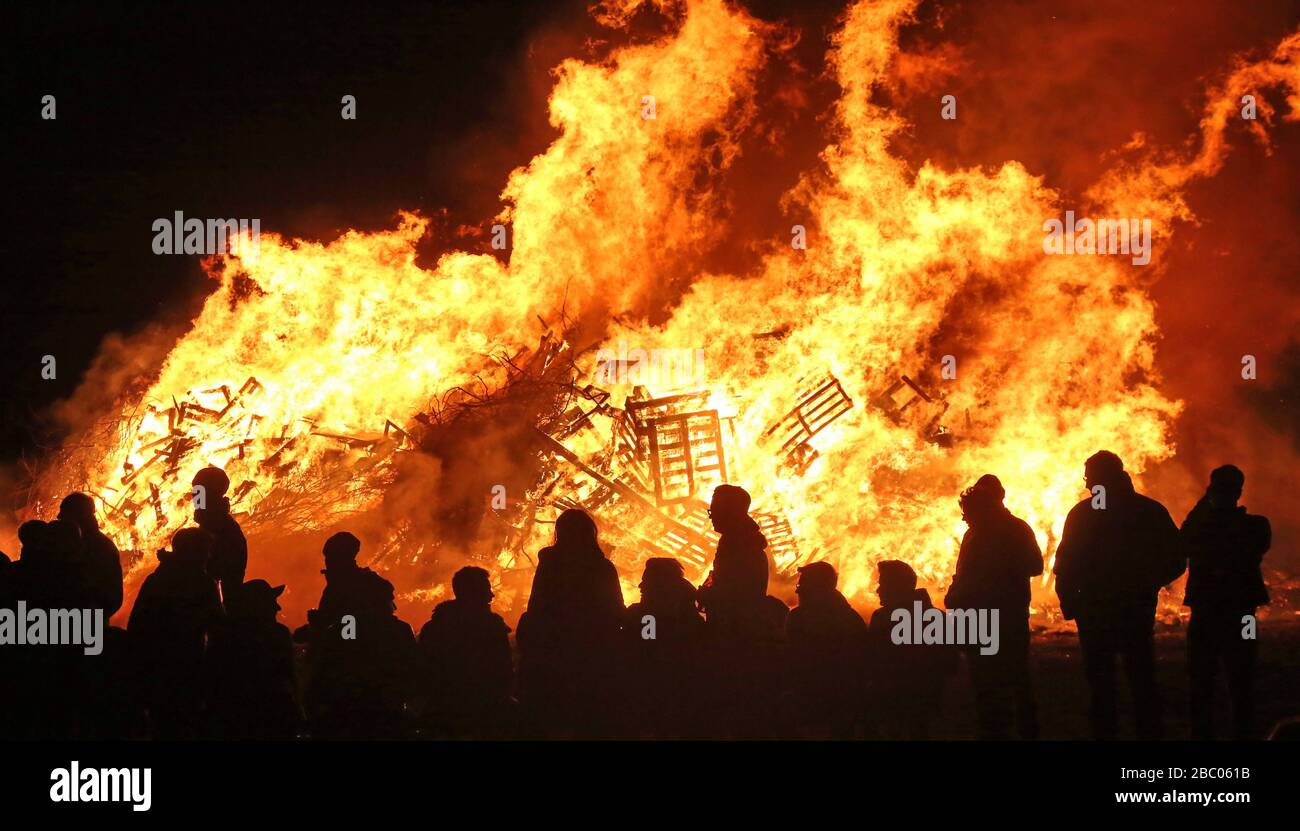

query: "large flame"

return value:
[25, 0, 1300, 622]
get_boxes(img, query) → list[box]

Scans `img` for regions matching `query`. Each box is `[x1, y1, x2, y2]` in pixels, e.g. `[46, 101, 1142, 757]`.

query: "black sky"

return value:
[4, 0, 591, 463]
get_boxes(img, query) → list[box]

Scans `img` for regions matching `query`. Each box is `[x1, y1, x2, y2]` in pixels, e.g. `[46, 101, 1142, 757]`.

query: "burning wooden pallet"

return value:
[638, 523, 714, 571]
[761, 373, 854, 475]
[609, 409, 649, 491]
[869, 374, 931, 420]
[543, 382, 619, 442]
[104, 372, 414, 535]
[534, 428, 719, 569]
[625, 392, 728, 506]
[868, 373, 951, 445]
[107, 377, 266, 524]
[754, 510, 800, 569]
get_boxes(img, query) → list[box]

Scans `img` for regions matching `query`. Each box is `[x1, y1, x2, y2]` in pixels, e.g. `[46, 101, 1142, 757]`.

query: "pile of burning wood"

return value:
[449, 334, 882, 584]
[27, 329, 962, 602]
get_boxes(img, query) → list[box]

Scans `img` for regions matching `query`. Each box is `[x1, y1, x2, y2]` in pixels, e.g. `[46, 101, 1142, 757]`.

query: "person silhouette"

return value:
[694, 485, 788, 737]
[2, 522, 67, 739]
[1180, 464, 1271, 740]
[1, 526, 38, 738]
[298, 532, 417, 739]
[56, 493, 130, 739]
[4, 519, 87, 739]
[191, 466, 247, 601]
[623, 557, 706, 738]
[626, 558, 703, 639]
[11, 518, 84, 608]
[2, 522, 52, 616]
[697, 484, 769, 628]
[0, 523, 49, 607]
[56, 493, 124, 618]
[127, 527, 224, 739]
[311, 531, 396, 624]
[205, 579, 300, 739]
[0, 546, 10, 605]
[785, 561, 868, 738]
[945, 474, 1043, 740]
[1054, 451, 1182, 740]
[418, 566, 513, 737]
[868, 560, 956, 739]
[516, 509, 624, 737]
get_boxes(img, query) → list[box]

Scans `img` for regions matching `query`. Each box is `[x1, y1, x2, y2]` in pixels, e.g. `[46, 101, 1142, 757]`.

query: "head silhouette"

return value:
[709, 484, 752, 533]
[796, 561, 838, 601]
[191, 466, 231, 520]
[452, 566, 493, 606]
[44, 519, 82, 559]
[230, 579, 285, 620]
[17, 520, 50, 560]
[170, 527, 213, 568]
[1207, 464, 1245, 508]
[876, 559, 917, 608]
[1084, 450, 1125, 492]
[555, 509, 601, 557]
[639, 557, 687, 602]
[57, 492, 100, 533]
[959, 474, 1005, 525]
[323, 531, 361, 572]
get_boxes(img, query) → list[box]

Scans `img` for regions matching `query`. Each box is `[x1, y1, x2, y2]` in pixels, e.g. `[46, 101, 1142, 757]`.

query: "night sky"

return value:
[4, 0, 586, 464]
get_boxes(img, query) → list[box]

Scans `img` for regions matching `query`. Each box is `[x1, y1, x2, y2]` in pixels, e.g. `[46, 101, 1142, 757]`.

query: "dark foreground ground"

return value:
[924, 616, 1300, 740]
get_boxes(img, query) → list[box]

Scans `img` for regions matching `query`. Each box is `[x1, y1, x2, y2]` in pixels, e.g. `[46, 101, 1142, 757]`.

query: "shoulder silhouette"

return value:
[516, 509, 625, 737]
[868, 559, 955, 739]
[58, 492, 124, 617]
[946, 474, 1041, 739]
[1180, 464, 1271, 740]
[206, 579, 301, 739]
[128, 527, 223, 739]
[623, 557, 705, 738]
[191, 466, 248, 599]
[1053, 451, 1178, 740]
[298, 531, 416, 739]
[418, 566, 513, 737]
[786, 561, 867, 738]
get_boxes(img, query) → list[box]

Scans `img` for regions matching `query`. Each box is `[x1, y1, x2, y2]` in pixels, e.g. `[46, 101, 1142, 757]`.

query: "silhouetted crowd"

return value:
[0, 452, 1282, 740]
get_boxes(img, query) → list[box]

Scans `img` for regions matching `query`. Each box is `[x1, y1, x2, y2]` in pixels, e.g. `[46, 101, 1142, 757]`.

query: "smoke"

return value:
[1246, 340, 1300, 452]
[47, 323, 187, 437]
